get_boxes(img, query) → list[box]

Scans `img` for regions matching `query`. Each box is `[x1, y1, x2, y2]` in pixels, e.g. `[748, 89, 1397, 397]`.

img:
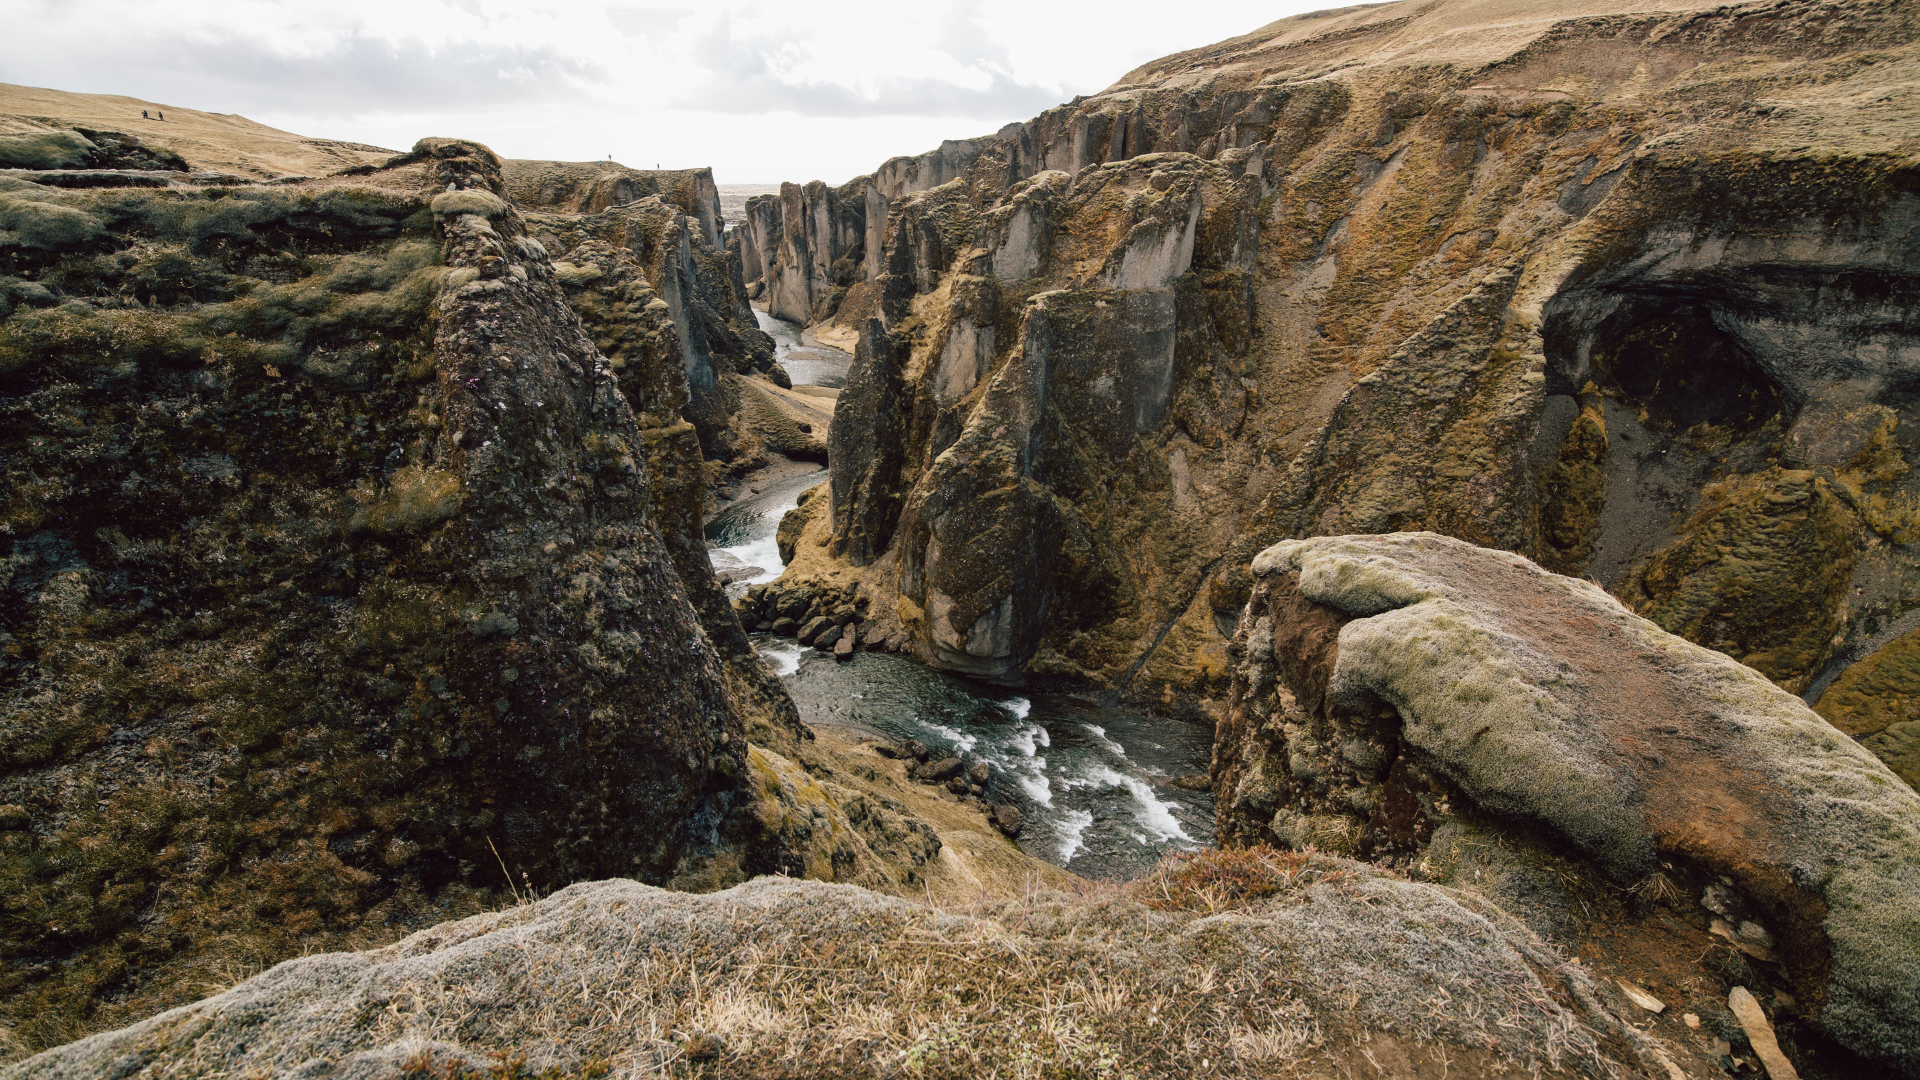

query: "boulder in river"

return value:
[991, 805, 1023, 836]
[918, 757, 964, 783]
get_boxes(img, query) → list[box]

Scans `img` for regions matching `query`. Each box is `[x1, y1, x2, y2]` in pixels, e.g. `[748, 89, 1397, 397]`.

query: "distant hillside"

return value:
[0, 82, 393, 178]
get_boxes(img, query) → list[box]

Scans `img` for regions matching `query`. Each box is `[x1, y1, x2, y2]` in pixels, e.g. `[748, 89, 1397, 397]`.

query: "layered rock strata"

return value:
[517, 193, 773, 464]
[745, 0, 1920, 786]
[1212, 532, 1920, 1074]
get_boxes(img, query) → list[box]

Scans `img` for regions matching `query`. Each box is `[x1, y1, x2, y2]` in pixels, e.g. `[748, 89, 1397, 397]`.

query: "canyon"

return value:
[4, 0, 1920, 1076]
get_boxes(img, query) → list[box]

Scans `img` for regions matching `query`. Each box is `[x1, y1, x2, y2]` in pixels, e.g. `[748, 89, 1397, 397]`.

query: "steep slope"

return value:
[0, 133, 967, 1056]
[739, 0, 1920, 790]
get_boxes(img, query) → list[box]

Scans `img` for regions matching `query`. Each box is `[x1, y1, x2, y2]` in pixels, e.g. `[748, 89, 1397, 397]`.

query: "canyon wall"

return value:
[747, 0, 1920, 796]
[0, 135, 924, 1054]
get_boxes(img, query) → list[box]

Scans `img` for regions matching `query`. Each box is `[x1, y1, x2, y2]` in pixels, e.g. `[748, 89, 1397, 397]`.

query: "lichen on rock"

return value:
[1215, 532, 1920, 1073]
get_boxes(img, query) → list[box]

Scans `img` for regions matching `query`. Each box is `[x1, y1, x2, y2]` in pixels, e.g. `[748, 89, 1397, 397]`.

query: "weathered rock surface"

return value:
[517, 190, 773, 465]
[0, 133, 912, 1053]
[3, 863, 1678, 1079]
[0, 128, 185, 173]
[746, 0, 1920, 764]
[1213, 532, 1920, 1073]
[500, 160, 720, 243]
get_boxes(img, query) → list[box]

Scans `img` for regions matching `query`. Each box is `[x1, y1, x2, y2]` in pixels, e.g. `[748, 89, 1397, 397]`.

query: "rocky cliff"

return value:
[0, 135, 948, 1056]
[743, 0, 1920, 793]
[1212, 533, 1920, 1074]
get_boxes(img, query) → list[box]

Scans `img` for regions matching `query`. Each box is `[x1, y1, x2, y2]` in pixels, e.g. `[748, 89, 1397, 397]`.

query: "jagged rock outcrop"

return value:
[3, 863, 1694, 1080]
[518, 193, 773, 463]
[0, 137, 865, 1053]
[1212, 532, 1920, 1074]
[749, 0, 1920, 766]
[500, 160, 721, 243]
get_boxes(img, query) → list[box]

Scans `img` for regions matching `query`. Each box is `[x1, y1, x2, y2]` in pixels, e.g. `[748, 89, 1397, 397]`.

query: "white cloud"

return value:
[0, 0, 1326, 184]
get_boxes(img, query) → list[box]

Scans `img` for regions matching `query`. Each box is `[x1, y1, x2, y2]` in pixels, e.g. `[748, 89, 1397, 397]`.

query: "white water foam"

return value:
[1005, 723, 1049, 758]
[914, 720, 978, 754]
[1081, 723, 1127, 757]
[714, 534, 783, 587]
[999, 696, 1032, 721]
[1017, 768, 1053, 807]
[756, 638, 806, 678]
[1054, 808, 1095, 863]
[1062, 762, 1194, 845]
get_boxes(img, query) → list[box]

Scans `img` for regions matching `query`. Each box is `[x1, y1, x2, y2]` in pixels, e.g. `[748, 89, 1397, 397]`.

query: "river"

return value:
[705, 309, 1213, 879]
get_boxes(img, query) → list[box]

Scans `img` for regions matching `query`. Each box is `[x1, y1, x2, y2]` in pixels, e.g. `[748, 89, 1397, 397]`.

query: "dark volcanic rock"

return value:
[918, 757, 964, 783]
[991, 804, 1023, 836]
[0, 138, 781, 1049]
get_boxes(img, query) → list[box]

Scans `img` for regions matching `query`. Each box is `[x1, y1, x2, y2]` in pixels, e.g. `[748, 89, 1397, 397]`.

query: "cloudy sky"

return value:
[0, 0, 1326, 184]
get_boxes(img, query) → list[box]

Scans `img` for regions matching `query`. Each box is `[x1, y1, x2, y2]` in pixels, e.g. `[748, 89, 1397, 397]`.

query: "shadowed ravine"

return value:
[706, 324, 1214, 878]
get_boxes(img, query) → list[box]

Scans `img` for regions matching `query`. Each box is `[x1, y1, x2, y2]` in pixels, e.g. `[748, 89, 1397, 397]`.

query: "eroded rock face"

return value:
[1213, 532, 1920, 1073]
[742, 0, 1920, 747]
[501, 160, 720, 244]
[0, 139, 787, 1049]
[521, 194, 774, 464]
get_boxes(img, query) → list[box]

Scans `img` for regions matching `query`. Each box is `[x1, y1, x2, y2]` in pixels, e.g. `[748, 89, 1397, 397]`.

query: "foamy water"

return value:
[714, 373, 1212, 876]
[760, 642, 1213, 878]
[704, 466, 826, 591]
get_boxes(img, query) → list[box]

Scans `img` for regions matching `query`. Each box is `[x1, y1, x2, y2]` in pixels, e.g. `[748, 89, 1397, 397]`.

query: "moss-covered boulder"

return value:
[1215, 532, 1920, 1074]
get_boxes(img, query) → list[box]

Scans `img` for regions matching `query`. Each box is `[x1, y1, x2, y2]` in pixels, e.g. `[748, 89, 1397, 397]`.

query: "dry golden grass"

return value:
[351, 851, 1600, 1080]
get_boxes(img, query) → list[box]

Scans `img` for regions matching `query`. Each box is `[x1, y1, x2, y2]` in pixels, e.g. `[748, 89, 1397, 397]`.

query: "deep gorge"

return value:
[5, 1, 1920, 1077]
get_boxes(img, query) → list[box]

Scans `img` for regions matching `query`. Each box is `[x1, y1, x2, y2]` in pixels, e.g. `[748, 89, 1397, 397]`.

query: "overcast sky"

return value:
[0, 0, 1326, 185]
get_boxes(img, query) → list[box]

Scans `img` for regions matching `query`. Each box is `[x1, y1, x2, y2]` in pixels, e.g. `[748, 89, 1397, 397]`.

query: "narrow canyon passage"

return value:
[705, 311, 1215, 878]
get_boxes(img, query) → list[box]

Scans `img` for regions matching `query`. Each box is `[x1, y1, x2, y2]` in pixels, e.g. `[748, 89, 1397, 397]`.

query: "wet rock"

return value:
[797, 615, 834, 645]
[769, 616, 799, 637]
[775, 589, 812, 621]
[967, 762, 990, 786]
[992, 805, 1023, 836]
[918, 757, 964, 783]
[834, 631, 854, 661]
